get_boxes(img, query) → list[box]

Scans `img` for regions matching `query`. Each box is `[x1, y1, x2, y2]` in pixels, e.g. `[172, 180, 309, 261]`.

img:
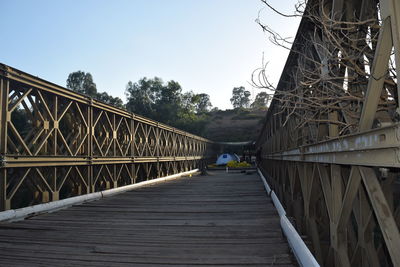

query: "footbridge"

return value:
[0, 64, 303, 266]
[1, 0, 400, 266]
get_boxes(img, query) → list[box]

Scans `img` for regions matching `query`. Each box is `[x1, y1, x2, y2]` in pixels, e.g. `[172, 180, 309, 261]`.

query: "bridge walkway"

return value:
[0, 171, 295, 266]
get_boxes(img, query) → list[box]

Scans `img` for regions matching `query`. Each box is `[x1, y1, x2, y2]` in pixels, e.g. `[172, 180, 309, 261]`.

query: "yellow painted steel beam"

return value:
[263, 123, 400, 168]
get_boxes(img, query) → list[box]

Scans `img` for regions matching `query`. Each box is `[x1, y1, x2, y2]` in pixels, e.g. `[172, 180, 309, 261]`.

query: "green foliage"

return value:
[226, 160, 251, 168]
[64, 70, 266, 141]
[230, 86, 251, 109]
[125, 78, 161, 117]
[192, 93, 212, 114]
[125, 77, 212, 136]
[66, 71, 124, 108]
[181, 91, 196, 113]
[251, 91, 269, 110]
[181, 91, 212, 114]
[96, 92, 124, 108]
[66, 71, 97, 97]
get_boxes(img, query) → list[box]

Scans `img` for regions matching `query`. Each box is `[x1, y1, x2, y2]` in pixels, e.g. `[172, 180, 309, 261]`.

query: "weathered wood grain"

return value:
[0, 171, 295, 266]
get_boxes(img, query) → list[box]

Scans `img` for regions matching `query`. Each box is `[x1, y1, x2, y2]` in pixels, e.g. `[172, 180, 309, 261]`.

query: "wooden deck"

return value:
[0, 170, 295, 266]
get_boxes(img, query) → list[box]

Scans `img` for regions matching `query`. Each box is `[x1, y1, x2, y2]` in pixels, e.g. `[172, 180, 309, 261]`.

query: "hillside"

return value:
[203, 109, 266, 142]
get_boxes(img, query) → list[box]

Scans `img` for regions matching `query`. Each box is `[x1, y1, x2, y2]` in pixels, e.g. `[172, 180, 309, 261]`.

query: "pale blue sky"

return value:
[0, 0, 300, 110]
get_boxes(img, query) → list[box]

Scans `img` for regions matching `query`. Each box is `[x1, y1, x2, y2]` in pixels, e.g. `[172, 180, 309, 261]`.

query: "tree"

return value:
[125, 77, 212, 135]
[125, 77, 163, 118]
[156, 80, 183, 124]
[181, 91, 196, 113]
[192, 93, 212, 114]
[125, 77, 185, 124]
[251, 92, 269, 110]
[96, 92, 124, 109]
[67, 71, 124, 108]
[181, 92, 212, 114]
[230, 86, 251, 109]
[160, 81, 182, 103]
[66, 71, 97, 97]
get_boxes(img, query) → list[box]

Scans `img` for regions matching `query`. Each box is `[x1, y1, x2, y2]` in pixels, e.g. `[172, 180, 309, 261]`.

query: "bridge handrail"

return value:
[0, 63, 216, 211]
[0, 63, 212, 145]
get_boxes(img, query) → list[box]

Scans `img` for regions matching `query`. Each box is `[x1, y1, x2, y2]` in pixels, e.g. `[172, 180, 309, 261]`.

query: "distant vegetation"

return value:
[125, 77, 211, 135]
[66, 71, 268, 140]
[203, 108, 266, 142]
[66, 71, 124, 108]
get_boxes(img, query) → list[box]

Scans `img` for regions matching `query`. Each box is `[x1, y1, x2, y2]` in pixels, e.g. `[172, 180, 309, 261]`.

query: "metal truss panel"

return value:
[256, 0, 400, 266]
[0, 64, 217, 212]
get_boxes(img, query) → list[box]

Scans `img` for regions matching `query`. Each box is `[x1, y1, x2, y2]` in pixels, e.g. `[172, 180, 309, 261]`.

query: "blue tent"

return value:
[216, 153, 240, 165]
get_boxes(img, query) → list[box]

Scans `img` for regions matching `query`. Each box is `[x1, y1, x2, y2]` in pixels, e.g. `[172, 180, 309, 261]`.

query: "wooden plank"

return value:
[0, 171, 295, 266]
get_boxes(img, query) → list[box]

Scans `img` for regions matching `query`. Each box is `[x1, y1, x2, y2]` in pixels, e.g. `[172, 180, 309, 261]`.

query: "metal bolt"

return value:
[0, 156, 4, 167]
[379, 168, 389, 179]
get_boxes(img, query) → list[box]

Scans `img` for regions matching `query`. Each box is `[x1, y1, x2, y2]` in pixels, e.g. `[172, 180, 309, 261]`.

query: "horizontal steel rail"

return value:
[263, 123, 400, 168]
[256, 0, 400, 266]
[0, 63, 216, 211]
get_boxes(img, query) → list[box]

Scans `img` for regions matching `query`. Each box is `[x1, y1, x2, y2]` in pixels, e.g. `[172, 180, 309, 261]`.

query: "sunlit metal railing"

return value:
[0, 64, 215, 211]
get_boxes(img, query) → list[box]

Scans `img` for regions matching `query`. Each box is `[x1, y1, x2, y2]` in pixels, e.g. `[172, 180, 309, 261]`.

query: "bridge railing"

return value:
[0, 64, 216, 211]
[256, 0, 400, 266]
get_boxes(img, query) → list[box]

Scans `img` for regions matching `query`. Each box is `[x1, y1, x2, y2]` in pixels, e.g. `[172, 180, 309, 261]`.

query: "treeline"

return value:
[66, 71, 212, 135]
[125, 78, 211, 134]
[65, 71, 269, 136]
[66, 71, 124, 108]
[230, 86, 269, 110]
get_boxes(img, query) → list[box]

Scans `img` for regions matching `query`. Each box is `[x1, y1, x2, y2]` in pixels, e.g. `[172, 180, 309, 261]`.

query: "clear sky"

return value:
[0, 0, 300, 110]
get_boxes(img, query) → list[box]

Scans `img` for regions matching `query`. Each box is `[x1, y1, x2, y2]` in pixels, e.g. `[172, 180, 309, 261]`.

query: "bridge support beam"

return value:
[256, 0, 400, 265]
[0, 169, 8, 211]
[0, 63, 217, 212]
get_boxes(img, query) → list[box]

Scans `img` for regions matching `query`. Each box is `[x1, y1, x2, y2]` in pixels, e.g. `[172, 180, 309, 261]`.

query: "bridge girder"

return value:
[0, 64, 217, 211]
[256, 0, 400, 266]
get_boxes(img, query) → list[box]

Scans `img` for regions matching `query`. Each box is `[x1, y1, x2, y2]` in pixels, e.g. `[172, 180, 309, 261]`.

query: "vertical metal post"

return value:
[88, 99, 94, 192]
[131, 114, 135, 158]
[113, 113, 116, 157]
[0, 78, 9, 157]
[53, 95, 58, 156]
[0, 78, 9, 210]
[130, 115, 135, 184]
[113, 164, 117, 188]
[52, 96, 59, 201]
[131, 163, 135, 184]
[52, 168, 59, 201]
[0, 169, 7, 211]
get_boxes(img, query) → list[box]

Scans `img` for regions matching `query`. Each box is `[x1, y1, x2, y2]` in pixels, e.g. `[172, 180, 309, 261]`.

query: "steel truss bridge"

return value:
[0, 0, 400, 266]
[257, 0, 400, 266]
[0, 64, 216, 211]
